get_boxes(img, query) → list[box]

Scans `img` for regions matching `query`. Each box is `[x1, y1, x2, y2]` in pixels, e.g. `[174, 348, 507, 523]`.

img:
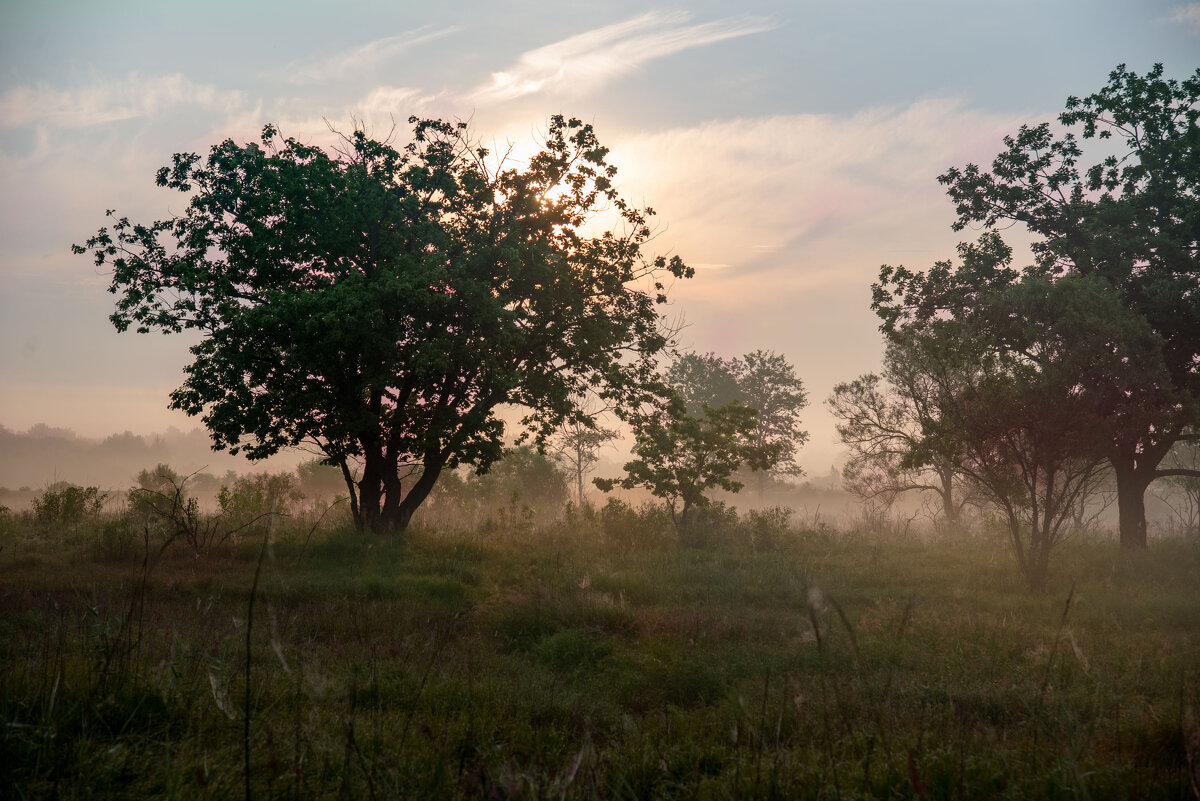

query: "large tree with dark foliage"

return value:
[874, 234, 1172, 587]
[938, 63, 1200, 548]
[75, 116, 691, 532]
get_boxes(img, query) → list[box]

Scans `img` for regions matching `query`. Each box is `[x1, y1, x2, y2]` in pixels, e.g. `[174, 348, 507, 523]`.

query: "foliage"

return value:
[549, 415, 618, 507]
[828, 340, 978, 526]
[937, 63, 1200, 547]
[1155, 434, 1200, 536]
[422, 445, 570, 529]
[873, 235, 1170, 588]
[76, 115, 691, 533]
[217, 471, 303, 535]
[32, 482, 105, 529]
[127, 464, 219, 553]
[667, 349, 809, 478]
[596, 396, 781, 534]
[295, 458, 346, 500]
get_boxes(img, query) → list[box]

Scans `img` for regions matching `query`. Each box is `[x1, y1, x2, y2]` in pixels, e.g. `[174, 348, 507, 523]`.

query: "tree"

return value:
[75, 116, 691, 533]
[874, 236, 1174, 588]
[937, 63, 1200, 548]
[828, 341, 975, 528]
[595, 396, 779, 534]
[549, 415, 618, 507]
[665, 349, 808, 480]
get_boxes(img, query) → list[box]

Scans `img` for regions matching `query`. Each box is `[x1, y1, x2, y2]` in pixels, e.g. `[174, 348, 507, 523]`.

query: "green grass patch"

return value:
[1, 521, 1197, 799]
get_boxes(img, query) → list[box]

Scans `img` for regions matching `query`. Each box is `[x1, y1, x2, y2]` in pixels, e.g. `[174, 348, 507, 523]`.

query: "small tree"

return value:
[33, 483, 106, 530]
[549, 415, 618, 507]
[595, 397, 781, 535]
[217, 472, 303, 535]
[1154, 434, 1200, 535]
[829, 341, 976, 528]
[666, 349, 808, 483]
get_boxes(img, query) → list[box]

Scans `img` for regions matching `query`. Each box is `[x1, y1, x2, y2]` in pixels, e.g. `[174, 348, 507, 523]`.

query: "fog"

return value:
[0, 423, 302, 500]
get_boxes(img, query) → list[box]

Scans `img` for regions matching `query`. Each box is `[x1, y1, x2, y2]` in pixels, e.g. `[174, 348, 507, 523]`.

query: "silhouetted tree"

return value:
[76, 116, 691, 533]
[938, 63, 1200, 548]
[549, 415, 618, 507]
[874, 235, 1173, 588]
[596, 395, 783, 536]
[828, 341, 975, 527]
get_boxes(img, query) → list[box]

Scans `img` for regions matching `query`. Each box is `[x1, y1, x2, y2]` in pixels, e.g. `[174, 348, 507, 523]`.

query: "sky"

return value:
[1, 0, 1197, 476]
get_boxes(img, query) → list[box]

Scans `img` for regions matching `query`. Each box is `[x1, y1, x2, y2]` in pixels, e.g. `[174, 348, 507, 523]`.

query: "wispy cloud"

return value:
[283, 26, 459, 85]
[1164, 3, 1200, 34]
[470, 11, 775, 105]
[0, 73, 244, 130]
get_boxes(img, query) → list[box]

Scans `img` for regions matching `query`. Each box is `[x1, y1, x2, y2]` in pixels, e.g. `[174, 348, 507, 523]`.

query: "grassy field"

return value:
[2, 511, 1198, 799]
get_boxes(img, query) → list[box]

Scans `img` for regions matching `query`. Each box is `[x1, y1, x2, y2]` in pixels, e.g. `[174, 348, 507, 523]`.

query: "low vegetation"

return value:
[2, 477, 1197, 799]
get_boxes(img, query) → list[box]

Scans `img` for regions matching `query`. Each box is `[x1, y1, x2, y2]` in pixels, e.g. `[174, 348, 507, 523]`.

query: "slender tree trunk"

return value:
[938, 466, 958, 530]
[388, 456, 444, 532]
[339, 461, 362, 531]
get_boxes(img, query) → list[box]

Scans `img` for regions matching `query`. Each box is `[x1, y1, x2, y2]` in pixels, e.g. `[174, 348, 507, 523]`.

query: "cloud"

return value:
[608, 99, 1029, 279]
[282, 27, 459, 85]
[0, 73, 245, 130]
[1164, 3, 1200, 34]
[470, 11, 775, 105]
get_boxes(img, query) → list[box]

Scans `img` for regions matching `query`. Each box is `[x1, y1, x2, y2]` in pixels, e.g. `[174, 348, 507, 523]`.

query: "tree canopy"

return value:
[75, 116, 691, 532]
[873, 235, 1168, 587]
[595, 396, 777, 534]
[937, 63, 1200, 547]
[665, 350, 808, 479]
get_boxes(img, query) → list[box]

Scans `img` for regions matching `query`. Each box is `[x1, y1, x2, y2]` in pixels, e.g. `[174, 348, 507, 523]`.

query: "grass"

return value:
[1, 516, 1198, 799]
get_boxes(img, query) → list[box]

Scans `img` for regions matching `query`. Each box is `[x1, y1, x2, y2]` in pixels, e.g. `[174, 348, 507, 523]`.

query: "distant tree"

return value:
[1154, 434, 1200, 535]
[937, 63, 1200, 548]
[549, 415, 618, 507]
[667, 349, 808, 481]
[33, 483, 106, 530]
[296, 458, 346, 500]
[737, 350, 809, 480]
[874, 236, 1173, 588]
[425, 446, 570, 526]
[595, 396, 781, 534]
[828, 341, 975, 528]
[665, 352, 742, 413]
[75, 115, 691, 533]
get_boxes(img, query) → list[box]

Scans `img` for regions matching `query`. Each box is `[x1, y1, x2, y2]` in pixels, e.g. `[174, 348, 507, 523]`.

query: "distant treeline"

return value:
[0, 424, 301, 491]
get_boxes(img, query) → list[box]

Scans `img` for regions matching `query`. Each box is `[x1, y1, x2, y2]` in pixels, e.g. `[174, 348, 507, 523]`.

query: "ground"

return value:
[2, 513, 1198, 799]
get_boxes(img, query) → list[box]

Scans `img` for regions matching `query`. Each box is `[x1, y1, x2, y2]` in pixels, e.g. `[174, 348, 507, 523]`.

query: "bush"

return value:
[127, 465, 222, 553]
[32, 483, 105, 530]
[217, 471, 302, 536]
[739, 506, 794, 552]
[678, 500, 739, 549]
[598, 498, 674, 549]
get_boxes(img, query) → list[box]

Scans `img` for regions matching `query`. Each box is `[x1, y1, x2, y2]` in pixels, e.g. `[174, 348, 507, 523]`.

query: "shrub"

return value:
[217, 471, 303, 536]
[127, 465, 220, 553]
[740, 505, 794, 552]
[678, 500, 739, 549]
[598, 498, 674, 549]
[32, 483, 105, 530]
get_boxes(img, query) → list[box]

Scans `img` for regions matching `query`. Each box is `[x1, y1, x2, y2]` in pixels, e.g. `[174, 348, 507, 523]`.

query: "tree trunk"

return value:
[387, 456, 444, 532]
[1110, 453, 1151, 549]
[1113, 462, 1149, 549]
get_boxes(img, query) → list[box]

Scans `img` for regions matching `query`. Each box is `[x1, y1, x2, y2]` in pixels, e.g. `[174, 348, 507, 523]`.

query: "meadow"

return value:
[2, 501, 1198, 800]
